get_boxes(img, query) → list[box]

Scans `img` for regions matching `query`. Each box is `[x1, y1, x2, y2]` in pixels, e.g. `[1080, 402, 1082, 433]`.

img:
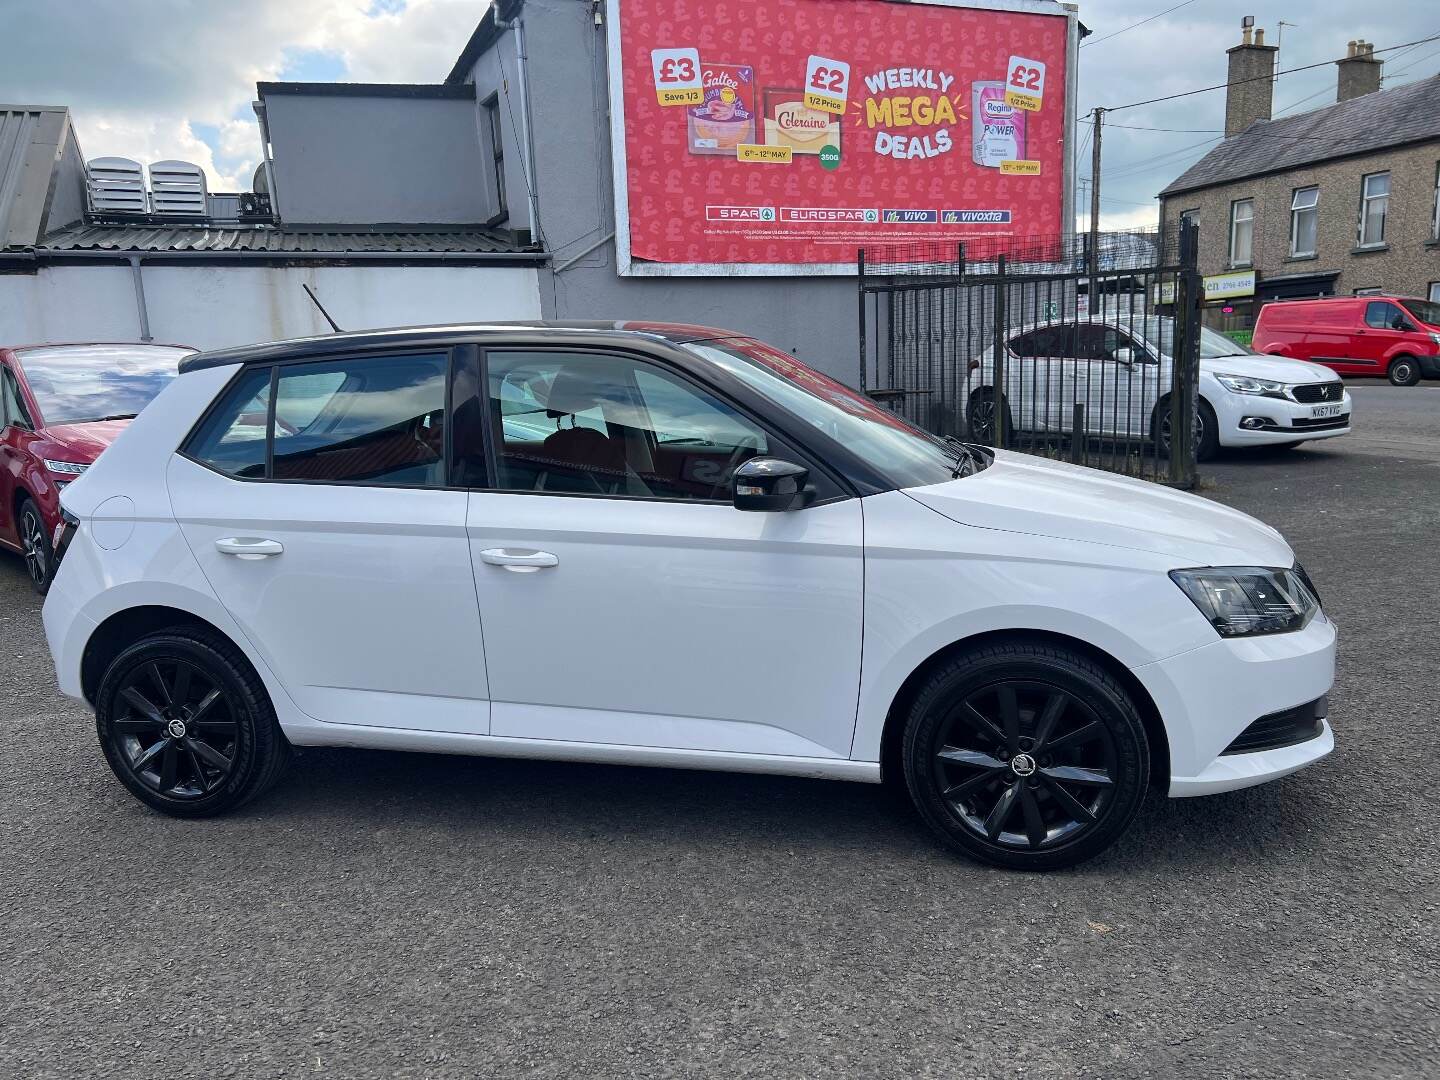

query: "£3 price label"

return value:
[651, 47, 703, 106]
[803, 55, 850, 115]
[1004, 56, 1046, 112]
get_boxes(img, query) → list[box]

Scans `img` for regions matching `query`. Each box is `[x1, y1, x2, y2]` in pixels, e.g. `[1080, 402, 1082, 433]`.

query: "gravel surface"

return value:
[2, 392, 1437, 1078]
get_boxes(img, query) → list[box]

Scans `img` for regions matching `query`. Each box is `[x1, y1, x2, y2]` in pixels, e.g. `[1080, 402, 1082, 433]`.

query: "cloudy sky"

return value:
[1, 0, 1436, 229]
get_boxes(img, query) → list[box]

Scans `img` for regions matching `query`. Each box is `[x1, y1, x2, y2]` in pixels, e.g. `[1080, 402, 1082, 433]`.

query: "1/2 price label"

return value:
[803, 55, 850, 115]
[651, 47, 703, 106]
[1004, 56, 1046, 112]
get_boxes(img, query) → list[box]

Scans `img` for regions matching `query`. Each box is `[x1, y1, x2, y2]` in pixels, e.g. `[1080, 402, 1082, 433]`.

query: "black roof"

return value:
[32, 223, 536, 258]
[178, 322, 744, 373]
[1160, 73, 1440, 197]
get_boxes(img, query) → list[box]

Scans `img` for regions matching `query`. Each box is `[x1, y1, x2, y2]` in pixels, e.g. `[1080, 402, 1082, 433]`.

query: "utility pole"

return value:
[1088, 107, 1103, 279]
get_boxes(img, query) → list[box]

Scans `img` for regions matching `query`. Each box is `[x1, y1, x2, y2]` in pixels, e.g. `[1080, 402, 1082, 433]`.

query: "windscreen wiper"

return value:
[942, 435, 982, 479]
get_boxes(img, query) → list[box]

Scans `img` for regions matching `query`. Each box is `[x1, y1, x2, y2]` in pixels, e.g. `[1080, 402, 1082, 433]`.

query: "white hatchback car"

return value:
[968, 316, 1352, 460]
[43, 323, 1336, 870]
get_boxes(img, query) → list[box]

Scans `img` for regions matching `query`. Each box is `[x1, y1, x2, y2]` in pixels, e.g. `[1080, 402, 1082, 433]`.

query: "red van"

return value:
[1252, 295, 1440, 386]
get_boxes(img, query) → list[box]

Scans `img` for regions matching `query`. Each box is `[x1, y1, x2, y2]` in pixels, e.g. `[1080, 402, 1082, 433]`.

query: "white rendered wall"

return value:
[0, 263, 542, 350]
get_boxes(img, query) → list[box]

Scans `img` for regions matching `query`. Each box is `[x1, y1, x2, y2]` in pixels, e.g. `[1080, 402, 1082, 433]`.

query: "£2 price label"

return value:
[1004, 56, 1046, 112]
[652, 47, 703, 106]
[803, 55, 850, 115]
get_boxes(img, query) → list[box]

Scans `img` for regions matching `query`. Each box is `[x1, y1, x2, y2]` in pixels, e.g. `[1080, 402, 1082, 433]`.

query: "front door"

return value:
[465, 348, 865, 760]
[168, 351, 491, 735]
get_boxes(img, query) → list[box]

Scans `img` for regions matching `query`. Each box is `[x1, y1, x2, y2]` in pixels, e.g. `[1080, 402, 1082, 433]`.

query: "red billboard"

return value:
[607, 0, 1074, 273]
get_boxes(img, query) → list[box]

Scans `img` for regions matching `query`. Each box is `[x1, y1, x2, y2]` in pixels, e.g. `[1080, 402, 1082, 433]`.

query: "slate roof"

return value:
[31, 222, 536, 256]
[1160, 72, 1440, 197]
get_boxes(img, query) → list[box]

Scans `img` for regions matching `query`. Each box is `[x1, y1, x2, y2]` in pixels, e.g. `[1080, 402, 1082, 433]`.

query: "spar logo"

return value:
[706, 206, 776, 221]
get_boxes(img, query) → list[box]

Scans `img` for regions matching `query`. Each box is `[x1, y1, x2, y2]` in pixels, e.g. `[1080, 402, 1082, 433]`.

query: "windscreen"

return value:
[1400, 298, 1440, 326]
[16, 345, 188, 425]
[681, 337, 967, 488]
[1134, 318, 1257, 360]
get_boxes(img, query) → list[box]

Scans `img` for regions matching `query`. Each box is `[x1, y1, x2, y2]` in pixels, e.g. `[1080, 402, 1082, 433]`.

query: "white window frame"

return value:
[1358, 171, 1389, 248]
[1228, 198, 1254, 267]
[1429, 282, 1440, 304]
[1289, 186, 1318, 257]
[1432, 162, 1439, 241]
[1353, 287, 1382, 297]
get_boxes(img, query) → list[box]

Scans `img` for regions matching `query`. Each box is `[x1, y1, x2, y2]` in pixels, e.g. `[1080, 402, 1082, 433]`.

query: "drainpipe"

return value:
[128, 255, 153, 342]
[512, 16, 543, 246]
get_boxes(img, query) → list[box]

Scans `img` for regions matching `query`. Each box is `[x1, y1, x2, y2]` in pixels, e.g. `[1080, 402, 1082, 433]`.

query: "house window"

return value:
[1290, 187, 1318, 257]
[1353, 287, 1382, 297]
[1358, 172, 1389, 247]
[1432, 162, 1439, 241]
[1430, 282, 1440, 304]
[483, 94, 507, 221]
[1179, 208, 1199, 231]
[1229, 199, 1253, 266]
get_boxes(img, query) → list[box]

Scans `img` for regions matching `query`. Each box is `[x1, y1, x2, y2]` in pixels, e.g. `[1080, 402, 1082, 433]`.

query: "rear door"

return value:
[169, 351, 491, 735]
[463, 345, 864, 760]
[0, 363, 35, 549]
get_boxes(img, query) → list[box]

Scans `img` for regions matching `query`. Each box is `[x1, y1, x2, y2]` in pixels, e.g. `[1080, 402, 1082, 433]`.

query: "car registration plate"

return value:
[1311, 404, 1342, 418]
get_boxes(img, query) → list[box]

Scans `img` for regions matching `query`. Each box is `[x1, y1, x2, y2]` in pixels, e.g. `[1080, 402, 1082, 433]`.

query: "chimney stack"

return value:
[1336, 39, 1383, 102]
[1225, 18, 1278, 137]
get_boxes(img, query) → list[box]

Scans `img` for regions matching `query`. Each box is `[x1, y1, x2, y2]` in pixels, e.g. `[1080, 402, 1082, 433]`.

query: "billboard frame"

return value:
[605, 0, 1080, 278]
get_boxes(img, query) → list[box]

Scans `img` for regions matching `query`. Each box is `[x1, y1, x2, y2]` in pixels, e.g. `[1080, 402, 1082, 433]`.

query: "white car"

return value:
[968, 317, 1352, 460]
[42, 323, 1336, 870]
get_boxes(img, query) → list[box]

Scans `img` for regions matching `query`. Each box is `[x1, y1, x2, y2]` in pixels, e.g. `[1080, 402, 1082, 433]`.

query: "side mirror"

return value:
[732, 457, 810, 512]
[1112, 346, 1137, 366]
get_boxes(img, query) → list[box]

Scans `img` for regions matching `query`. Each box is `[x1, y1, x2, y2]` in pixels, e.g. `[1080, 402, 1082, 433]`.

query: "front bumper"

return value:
[1132, 614, 1337, 797]
[1212, 388, 1352, 447]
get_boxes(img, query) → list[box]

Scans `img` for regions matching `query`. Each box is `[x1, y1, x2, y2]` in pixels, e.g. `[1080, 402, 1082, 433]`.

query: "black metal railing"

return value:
[859, 224, 1203, 487]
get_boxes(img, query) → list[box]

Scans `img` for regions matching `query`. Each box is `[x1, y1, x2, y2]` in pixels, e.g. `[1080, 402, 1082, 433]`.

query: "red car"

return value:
[1, 343, 190, 593]
[1252, 294, 1440, 386]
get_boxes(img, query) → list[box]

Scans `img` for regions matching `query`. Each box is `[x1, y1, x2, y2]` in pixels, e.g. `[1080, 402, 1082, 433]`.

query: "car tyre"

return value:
[901, 639, 1149, 871]
[18, 496, 54, 596]
[96, 630, 290, 818]
[1153, 397, 1219, 463]
[1387, 356, 1421, 387]
[967, 388, 1013, 446]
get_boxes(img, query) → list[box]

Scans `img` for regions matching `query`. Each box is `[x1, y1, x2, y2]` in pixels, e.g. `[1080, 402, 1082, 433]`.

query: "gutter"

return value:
[6, 248, 550, 265]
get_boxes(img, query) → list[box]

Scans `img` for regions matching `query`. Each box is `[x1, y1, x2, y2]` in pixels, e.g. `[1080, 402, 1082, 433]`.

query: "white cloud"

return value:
[0, 0, 488, 190]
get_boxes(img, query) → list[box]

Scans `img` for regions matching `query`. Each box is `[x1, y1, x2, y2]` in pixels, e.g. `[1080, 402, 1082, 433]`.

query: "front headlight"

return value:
[44, 459, 89, 476]
[1214, 373, 1288, 398]
[1428, 331, 1440, 347]
[1170, 565, 1320, 637]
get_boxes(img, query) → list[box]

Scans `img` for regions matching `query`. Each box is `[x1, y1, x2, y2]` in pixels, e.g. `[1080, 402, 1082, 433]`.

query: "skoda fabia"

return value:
[43, 323, 1336, 870]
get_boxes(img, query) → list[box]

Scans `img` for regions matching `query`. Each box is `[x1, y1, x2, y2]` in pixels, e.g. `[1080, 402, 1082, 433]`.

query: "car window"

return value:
[1072, 325, 1117, 361]
[1364, 301, 1408, 331]
[2, 368, 33, 429]
[183, 367, 272, 478]
[182, 354, 448, 487]
[271, 355, 448, 486]
[14, 344, 184, 425]
[486, 350, 769, 500]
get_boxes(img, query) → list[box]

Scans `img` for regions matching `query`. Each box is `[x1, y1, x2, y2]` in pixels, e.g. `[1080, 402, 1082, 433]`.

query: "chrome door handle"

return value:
[478, 547, 558, 572]
[214, 537, 284, 559]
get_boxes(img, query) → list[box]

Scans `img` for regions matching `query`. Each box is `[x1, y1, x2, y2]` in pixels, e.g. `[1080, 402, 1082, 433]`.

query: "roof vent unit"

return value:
[149, 160, 208, 215]
[85, 157, 148, 215]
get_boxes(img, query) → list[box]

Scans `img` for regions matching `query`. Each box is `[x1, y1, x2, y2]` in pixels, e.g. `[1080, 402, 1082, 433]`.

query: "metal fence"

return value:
[858, 223, 1203, 486]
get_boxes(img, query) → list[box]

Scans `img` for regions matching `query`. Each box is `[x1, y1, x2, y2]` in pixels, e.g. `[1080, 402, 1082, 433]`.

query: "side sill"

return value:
[285, 722, 884, 784]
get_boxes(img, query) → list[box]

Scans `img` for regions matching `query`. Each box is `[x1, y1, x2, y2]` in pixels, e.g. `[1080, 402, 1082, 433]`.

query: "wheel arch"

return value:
[877, 628, 1170, 791]
[82, 605, 247, 705]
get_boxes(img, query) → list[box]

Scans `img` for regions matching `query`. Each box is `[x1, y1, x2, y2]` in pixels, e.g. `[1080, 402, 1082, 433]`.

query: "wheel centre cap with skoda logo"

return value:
[1010, 752, 1037, 777]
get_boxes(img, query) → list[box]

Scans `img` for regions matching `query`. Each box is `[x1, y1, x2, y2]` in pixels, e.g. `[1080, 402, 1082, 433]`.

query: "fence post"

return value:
[857, 248, 868, 392]
[1169, 219, 1202, 486]
[1071, 403, 1085, 465]
[992, 254, 1008, 448]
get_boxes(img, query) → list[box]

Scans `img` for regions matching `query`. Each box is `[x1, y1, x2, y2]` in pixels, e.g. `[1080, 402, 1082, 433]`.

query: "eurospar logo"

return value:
[779, 208, 879, 223]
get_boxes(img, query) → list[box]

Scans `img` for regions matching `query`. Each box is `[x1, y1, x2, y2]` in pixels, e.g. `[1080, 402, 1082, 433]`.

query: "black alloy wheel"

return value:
[903, 640, 1149, 870]
[967, 389, 1012, 446]
[19, 498, 53, 595]
[96, 631, 290, 817]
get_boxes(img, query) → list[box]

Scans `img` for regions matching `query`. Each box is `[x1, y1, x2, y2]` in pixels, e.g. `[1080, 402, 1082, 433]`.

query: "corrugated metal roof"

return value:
[1161, 73, 1440, 197]
[0, 106, 72, 247]
[30, 222, 534, 255]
